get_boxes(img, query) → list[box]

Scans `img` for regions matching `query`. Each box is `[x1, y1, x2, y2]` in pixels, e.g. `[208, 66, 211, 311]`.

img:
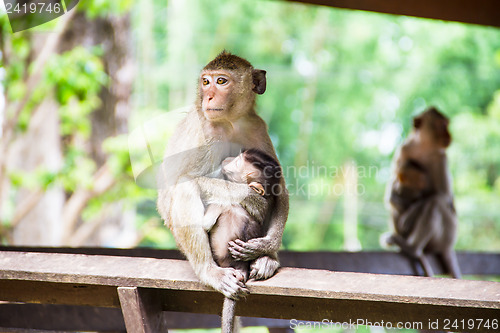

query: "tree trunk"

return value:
[8, 11, 134, 246]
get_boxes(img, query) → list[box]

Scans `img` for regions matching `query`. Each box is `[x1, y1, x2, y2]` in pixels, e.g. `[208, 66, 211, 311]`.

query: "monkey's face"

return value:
[413, 109, 452, 149]
[222, 154, 260, 184]
[416, 116, 451, 148]
[200, 70, 238, 121]
[433, 118, 451, 148]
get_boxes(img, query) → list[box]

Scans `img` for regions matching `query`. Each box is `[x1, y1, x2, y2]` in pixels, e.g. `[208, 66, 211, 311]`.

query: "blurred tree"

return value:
[0, 1, 143, 246]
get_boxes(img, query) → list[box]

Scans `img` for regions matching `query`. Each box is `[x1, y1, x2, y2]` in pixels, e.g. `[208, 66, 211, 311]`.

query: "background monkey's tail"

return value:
[222, 297, 240, 333]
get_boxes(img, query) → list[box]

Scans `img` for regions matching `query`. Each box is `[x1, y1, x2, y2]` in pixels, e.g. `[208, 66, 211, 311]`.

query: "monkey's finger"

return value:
[234, 238, 259, 250]
[221, 279, 248, 300]
[228, 247, 250, 260]
[233, 239, 262, 254]
[228, 241, 257, 259]
[229, 248, 257, 261]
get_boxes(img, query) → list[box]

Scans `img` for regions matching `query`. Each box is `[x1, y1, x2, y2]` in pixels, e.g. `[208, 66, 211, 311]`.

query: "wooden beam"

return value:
[285, 0, 500, 27]
[0, 303, 294, 330]
[1, 246, 499, 276]
[0, 251, 498, 332]
[0, 304, 127, 332]
[118, 287, 169, 333]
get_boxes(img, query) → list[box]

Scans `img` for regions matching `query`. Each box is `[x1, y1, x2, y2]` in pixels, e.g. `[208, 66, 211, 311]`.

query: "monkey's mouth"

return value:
[206, 108, 223, 112]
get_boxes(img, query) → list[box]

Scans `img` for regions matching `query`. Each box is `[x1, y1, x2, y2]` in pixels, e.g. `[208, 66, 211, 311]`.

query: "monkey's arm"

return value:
[431, 152, 453, 196]
[202, 204, 223, 231]
[197, 176, 254, 205]
[229, 179, 289, 262]
[385, 146, 404, 205]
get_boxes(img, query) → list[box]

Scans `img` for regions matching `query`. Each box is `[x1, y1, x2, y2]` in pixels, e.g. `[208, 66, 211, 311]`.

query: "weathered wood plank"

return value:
[117, 287, 169, 333]
[286, 0, 500, 27]
[0, 252, 499, 332]
[0, 251, 498, 308]
[1, 247, 499, 276]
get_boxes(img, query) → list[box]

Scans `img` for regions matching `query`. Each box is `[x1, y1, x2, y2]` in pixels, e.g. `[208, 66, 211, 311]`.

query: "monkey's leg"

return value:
[167, 183, 248, 299]
[441, 249, 462, 279]
[405, 199, 444, 277]
[390, 234, 433, 277]
[173, 224, 248, 299]
[396, 198, 429, 237]
[419, 255, 434, 277]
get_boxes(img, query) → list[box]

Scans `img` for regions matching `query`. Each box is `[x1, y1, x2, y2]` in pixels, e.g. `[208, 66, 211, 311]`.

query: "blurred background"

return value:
[1, 0, 499, 255]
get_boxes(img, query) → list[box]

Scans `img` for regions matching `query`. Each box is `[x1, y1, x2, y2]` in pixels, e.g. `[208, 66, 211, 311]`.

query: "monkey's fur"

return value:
[157, 51, 289, 329]
[386, 107, 461, 278]
[203, 148, 281, 332]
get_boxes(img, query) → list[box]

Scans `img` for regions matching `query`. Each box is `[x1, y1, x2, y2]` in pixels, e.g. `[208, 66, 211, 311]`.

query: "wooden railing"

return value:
[0, 248, 499, 332]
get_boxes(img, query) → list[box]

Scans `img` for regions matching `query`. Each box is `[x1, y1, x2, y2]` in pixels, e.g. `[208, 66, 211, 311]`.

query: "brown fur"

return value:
[386, 107, 460, 278]
[204, 149, 281, 333]
[157, 52, 289, 309]
[207, 149, 281, 274]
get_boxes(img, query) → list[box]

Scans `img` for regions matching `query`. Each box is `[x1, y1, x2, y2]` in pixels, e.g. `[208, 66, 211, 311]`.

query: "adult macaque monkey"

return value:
[385, 107, 461, 278]
[205, 149, 282, 333]
[157, 51, 289, 302]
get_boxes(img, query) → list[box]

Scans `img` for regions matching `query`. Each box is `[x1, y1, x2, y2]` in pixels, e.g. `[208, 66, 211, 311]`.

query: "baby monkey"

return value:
[389, 159, 432, 237]
[203, 148, 282, 333]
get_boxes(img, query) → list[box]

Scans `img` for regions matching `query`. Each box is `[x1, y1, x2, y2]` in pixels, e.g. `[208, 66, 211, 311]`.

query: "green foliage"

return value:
[79, 0, 133, 18]
[132, 0, 500, 251]
[46, 46, 107, 137]
[2, 0, 499, 253]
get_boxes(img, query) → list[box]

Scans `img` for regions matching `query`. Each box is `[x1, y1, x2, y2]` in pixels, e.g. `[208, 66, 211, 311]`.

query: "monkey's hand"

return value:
[249, 255, 280, 280]
[228, 238, 269, 261]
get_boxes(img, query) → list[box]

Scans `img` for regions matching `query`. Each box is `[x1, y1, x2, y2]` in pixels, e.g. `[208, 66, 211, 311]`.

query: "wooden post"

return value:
[118, 287, 169, 333]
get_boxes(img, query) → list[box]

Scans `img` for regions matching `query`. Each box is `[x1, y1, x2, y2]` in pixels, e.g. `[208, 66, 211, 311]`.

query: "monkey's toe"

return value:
[219, 267, 249, 300]
[249, 256, 279, 280]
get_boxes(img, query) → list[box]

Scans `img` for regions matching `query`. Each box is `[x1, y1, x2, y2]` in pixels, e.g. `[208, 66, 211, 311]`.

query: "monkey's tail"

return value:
[222, 297, 239, 333]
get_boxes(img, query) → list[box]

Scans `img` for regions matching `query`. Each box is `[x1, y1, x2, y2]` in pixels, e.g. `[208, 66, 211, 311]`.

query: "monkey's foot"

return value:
[217, 267, 249, 300]
[249, 255, 279, 280]
[382, 232, 397, 246]
[229, 238, 264, 261]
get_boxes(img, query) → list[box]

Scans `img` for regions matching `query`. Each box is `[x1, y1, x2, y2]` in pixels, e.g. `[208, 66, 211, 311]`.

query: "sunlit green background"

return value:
[1, 0, 499, 332]
[131, 0, 500, 252]
[1, 0, 499, 251]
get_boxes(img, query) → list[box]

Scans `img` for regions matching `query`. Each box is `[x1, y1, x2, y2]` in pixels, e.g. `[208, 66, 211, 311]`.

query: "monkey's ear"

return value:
[413, 116, 422, 129]
[252, 69, 267, 94]
[249, 182, 265, 196]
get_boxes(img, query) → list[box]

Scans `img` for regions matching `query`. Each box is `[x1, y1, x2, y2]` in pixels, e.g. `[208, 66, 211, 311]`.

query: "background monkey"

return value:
[385, 107, 461, 278]
[157, 51, 289, 300]
[389, 159, 431, 236]
[204, 148, 282, 333]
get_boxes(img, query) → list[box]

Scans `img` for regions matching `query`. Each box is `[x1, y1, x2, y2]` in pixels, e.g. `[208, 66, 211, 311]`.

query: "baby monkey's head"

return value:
[222, 148, 282, 196]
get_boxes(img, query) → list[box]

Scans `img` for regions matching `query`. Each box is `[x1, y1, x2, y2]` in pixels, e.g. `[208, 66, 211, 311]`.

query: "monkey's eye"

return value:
[216, 77, 228, 85]
[202, 78, 210, 86]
